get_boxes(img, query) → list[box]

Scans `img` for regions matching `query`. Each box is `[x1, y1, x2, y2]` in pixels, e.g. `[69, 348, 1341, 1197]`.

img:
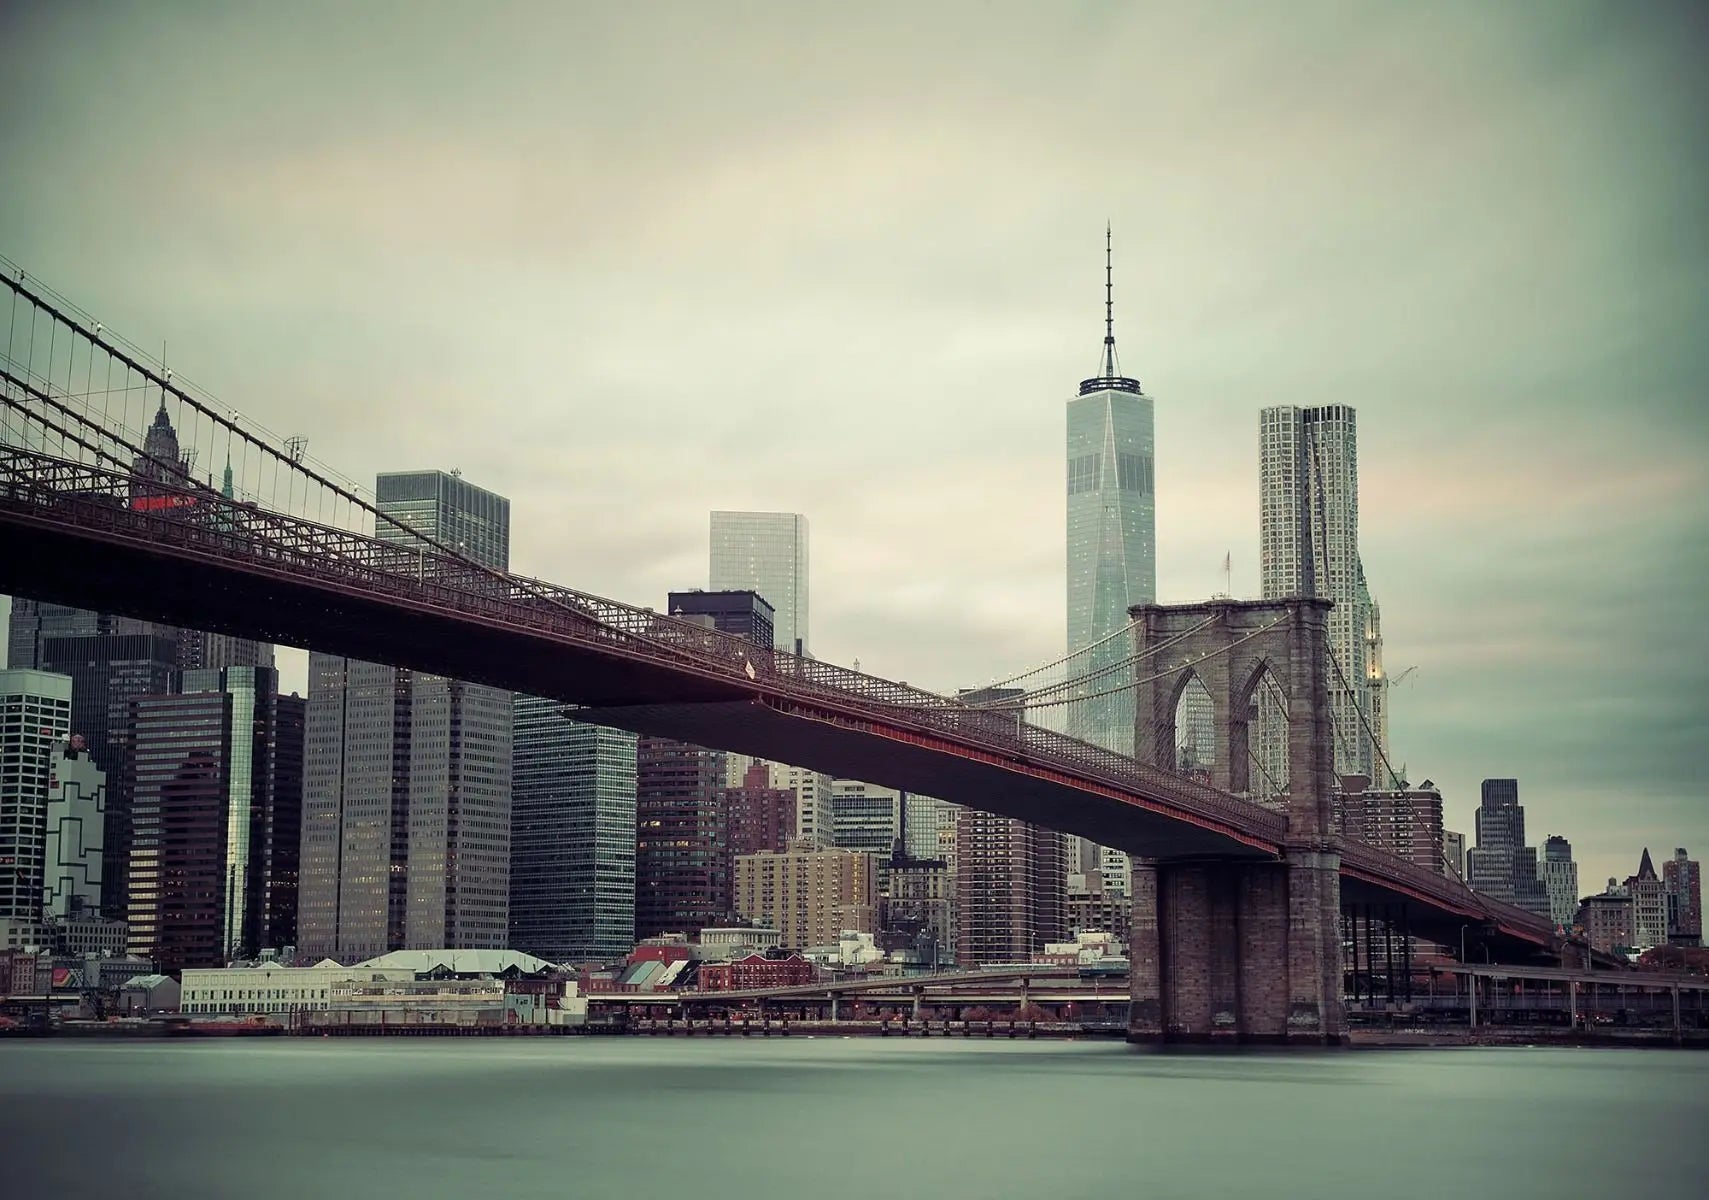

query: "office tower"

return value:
[954, 807, 1066, 966]
[634, 738, 729, 938]
[709, 511, 809, 656]
[1466, 779, 1548, 914]
[127, 666, 294, 971]
[722, 762, 795, 858]
[178, 631, 274, 674]
[1625, 849, 1668, 949]
[734, 846, 875, 949]
[1663, 848, 1701, 945]
[1539, 836, 1579, 929]
[0, 670, 73, 929]
[374, 469, 512, 568]
[1259, 404, 1376, 778]
[831, 779, 902, 860]
[1467, 778, 1524, 901]
[299, 470, 513, 960]
[1443, 830, 1466, 880]
[510, 697, 638, 962]
[7, 600, 140, 670]
[1065, 229, 1155, 756]
[267, 694, 305, 951]
[1466, 779, 1521, 901]
[42, 735, 107, 921]
[667, 590, 775, 650]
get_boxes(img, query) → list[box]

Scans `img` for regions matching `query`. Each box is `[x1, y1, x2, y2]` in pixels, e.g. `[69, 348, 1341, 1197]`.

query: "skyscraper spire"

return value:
[1079, 224, 1141, 395]
[1102, 221, 1117, 378]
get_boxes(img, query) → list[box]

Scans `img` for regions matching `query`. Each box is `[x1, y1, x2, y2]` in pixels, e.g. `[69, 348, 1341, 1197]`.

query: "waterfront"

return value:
[2, 1041, 1704, 1197]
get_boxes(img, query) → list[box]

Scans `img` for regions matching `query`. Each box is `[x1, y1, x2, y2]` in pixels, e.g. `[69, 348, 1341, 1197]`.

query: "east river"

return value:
[1, 1039, 1704, 1197]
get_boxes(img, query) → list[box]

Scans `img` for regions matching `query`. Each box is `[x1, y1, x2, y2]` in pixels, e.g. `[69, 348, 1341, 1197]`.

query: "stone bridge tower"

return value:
[1125, 598, 1345, 1044]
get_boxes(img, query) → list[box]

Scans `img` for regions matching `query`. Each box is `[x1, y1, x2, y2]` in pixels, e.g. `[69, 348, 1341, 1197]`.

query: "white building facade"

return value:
[0, 670, 72, 927]
[42, 737, 106, 920]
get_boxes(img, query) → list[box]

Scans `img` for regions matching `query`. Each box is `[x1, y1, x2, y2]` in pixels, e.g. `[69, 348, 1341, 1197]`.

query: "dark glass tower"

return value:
[126, 666, 295, 971]
[509, 699, 637, 962]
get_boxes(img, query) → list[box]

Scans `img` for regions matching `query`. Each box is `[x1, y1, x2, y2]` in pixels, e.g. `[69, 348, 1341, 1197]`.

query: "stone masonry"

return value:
[1127, 598, 1346, 1044]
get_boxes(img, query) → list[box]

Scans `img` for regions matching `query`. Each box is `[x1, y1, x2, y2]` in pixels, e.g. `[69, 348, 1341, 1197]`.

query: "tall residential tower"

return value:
[1259, 404, 1379, 780]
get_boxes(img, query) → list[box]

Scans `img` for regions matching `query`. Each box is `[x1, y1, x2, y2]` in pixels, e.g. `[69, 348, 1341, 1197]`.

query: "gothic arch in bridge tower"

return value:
[1238, 657, 1292, 806]
[1132, 597, 1333, 838]
[1169, 669, 1216, 781]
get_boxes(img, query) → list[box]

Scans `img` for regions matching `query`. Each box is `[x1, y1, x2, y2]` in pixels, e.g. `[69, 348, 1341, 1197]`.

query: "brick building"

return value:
[721, 762, 795, 858]
[733, 845, 873, 950]
[1663, 848, 1702, 945]
[695, 952, 814, 991]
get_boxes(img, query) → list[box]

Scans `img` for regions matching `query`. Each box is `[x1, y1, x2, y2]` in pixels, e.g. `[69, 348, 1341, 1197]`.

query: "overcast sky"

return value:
[3, 1, 1705, 892]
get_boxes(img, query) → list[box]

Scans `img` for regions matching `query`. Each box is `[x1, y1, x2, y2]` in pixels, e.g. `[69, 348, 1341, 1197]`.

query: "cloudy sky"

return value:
[3, 1, 1705, 891]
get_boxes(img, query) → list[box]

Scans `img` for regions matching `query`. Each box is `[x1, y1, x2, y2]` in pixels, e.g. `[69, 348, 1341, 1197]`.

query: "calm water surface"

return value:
[2, 1038, 1704, 1198]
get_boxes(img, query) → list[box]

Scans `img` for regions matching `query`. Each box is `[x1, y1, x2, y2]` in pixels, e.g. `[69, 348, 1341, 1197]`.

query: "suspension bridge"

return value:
[0, 262, 1558, 1042]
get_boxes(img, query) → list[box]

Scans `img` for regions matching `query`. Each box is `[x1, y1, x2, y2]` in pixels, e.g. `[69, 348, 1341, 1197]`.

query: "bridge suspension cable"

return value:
[971, 613, 1291, 713]
[962, 613, 1221, 709]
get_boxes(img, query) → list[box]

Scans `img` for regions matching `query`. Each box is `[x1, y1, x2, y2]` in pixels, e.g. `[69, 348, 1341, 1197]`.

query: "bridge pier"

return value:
[1127, 598, 1347, 1046]
[1128, 850, 1344, 1044]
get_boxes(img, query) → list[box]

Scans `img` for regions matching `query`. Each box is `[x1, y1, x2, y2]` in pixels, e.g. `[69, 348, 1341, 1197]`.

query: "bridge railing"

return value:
[0, 447, 1286, 839]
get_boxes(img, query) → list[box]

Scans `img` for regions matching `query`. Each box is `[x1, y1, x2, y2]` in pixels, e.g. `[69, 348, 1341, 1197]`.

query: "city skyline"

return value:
[2, 3, 1704, 894]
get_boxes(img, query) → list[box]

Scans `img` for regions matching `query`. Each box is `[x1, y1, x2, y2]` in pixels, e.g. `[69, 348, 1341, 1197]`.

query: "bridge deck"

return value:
[0, 448, 1553, 945]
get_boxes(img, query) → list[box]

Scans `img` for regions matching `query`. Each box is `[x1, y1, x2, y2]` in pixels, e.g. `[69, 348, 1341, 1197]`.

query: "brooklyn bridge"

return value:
[0, 266, 1559, 1043]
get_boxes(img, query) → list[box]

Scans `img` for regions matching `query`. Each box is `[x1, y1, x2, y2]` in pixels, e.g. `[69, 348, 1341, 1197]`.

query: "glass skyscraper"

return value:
[509, 696, 637, 962]
[375, 470, 511, 567]
[1065, 233, 1155, 755]
[710, 511, 809, 656]
[300, 470, 513, 960]
[127, 665, 298, 970]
